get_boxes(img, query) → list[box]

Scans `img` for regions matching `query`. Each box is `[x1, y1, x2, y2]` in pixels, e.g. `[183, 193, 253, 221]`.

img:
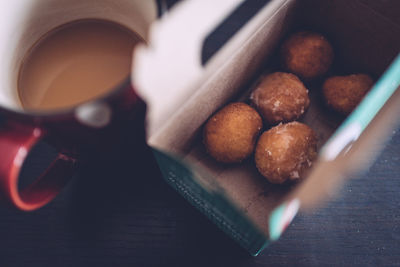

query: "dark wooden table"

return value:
[0, 127, 399, 267]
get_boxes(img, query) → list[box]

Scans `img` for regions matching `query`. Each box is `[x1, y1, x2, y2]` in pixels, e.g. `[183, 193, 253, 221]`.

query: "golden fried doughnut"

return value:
[204, 102, 262, 163]
[251, 72, 309, 125]
[281, 31, 333, 80]
[255, 122, 317, 184]
[323, 74, 373, 115]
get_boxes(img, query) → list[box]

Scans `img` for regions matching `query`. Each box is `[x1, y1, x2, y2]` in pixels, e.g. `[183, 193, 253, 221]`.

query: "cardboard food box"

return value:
[133, 0, 400, 255]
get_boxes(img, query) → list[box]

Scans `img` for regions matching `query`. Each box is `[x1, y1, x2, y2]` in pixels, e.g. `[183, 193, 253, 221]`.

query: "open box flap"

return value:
[132, 0, 243, 137]
[132, 0, 293, 143]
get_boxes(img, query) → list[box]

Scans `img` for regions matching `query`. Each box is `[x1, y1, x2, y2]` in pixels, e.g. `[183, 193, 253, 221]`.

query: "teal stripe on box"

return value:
[269, 204, 286, 241]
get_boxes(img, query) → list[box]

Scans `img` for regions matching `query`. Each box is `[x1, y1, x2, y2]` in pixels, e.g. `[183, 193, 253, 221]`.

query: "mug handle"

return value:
[0, 122, 77, 211]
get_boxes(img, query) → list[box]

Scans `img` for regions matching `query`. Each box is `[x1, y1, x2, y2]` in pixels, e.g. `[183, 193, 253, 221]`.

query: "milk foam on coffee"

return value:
[18, 19, 141, 111]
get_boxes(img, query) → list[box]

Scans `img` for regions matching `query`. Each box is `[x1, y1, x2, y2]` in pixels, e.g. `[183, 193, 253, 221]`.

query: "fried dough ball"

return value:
[204, 102, 263, 163]
[281, 31, 334, 80]
[255, 122, 317, 184]
[323, 74, 373, 115]
[250, 72, 310, 125]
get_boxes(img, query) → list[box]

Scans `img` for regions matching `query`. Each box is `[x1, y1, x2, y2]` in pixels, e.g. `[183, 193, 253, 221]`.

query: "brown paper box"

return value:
[133, 0, 400, 255]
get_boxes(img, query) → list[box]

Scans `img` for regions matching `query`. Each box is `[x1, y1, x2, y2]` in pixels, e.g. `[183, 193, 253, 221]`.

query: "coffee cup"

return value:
[0, 0, 158, 210]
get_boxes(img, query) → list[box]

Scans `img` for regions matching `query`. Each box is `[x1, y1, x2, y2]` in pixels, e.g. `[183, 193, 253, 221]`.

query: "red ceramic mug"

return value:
[0, 0, 158, 211]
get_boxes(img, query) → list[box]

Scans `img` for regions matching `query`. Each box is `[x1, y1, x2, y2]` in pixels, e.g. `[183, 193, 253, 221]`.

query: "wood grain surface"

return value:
[0, 127, 399, 267]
